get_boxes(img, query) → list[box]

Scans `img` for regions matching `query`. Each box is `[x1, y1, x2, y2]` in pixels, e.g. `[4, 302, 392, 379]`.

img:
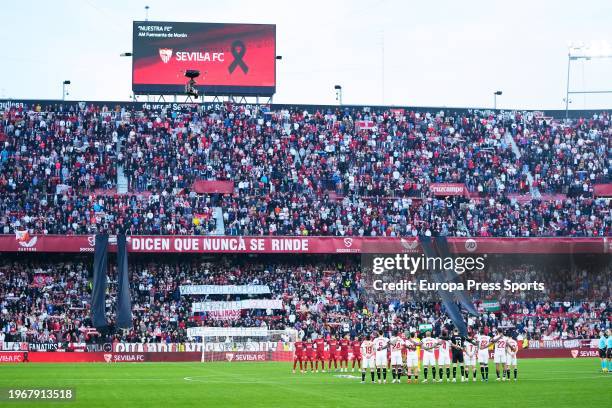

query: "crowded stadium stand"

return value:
[0, 254, 609, 345]
[0, 102, 609, 237]
[0, 100, 610, 352]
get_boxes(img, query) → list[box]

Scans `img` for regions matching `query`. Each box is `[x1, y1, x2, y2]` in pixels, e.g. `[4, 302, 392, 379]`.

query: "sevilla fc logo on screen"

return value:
[159, 48, 173, 64]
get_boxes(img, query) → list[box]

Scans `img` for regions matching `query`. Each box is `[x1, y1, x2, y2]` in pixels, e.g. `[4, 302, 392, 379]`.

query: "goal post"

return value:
[197, 328, 298, 362]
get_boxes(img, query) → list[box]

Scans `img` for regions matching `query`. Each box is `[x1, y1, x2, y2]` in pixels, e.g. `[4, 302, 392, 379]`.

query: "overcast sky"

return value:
[2, 0, 611, 110]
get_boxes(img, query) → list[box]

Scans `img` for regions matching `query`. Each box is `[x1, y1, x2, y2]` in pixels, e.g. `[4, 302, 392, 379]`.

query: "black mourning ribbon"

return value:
[228, 40, 249, 74]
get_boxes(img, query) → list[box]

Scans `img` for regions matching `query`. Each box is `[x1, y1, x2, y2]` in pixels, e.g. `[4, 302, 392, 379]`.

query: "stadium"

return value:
[0, 1, 611, 407]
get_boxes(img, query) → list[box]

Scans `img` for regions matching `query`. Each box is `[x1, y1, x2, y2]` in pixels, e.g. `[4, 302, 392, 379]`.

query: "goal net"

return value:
[195, 329, 298, 362]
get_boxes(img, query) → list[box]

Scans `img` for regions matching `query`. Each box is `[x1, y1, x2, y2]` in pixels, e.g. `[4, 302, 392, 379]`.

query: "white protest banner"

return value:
[180, 285, 271, 295]
[187, 327, 269, 337]
[192, 299, 283, 312]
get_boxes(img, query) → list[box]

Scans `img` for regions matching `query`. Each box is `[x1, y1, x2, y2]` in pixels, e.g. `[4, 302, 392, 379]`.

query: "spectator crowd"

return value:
[0, 103, 609, 237]
[0, 255, 609, 345]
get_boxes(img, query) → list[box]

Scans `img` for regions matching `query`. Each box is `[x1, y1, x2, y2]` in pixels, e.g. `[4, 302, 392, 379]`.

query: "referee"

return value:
[598, 330, 607, 372]
[606, 329, 612, 373]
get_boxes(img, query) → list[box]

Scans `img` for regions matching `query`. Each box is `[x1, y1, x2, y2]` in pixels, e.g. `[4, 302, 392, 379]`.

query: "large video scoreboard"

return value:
[132, 21, 276, 95]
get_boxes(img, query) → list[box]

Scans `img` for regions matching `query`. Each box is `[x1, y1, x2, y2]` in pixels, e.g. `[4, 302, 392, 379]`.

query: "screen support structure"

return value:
[135, 94, 273, 105]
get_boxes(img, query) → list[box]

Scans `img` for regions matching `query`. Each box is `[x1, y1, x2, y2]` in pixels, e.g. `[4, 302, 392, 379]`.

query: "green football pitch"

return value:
[0, 359, 609, 408]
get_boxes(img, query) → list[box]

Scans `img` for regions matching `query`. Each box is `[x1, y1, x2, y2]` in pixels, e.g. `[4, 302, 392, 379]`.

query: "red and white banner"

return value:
[31, 275, 53, 287]
[207, 310, 242, 321]
[0, 235, 607, 254]
[430, 183, 468, 196]
[0, 342, 28, 351]
[207, 351, 268, 362]
[390, 108, 405, 118]
[527, 339, 596, 349]
[355, 120, 376, 130]
[518, 348, 600, 359]
[192, 299, 283, 313]
[0, 353, 24, 363]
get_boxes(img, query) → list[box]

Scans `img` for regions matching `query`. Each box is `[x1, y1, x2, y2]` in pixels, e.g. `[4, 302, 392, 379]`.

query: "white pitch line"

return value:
[61, 378, 175, 381]
[183, 376, 290, 384]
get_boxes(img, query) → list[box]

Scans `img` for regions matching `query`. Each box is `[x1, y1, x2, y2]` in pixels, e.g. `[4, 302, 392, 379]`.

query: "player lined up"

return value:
[293, 335, 356, 373]
[293, 328, 520, 384]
